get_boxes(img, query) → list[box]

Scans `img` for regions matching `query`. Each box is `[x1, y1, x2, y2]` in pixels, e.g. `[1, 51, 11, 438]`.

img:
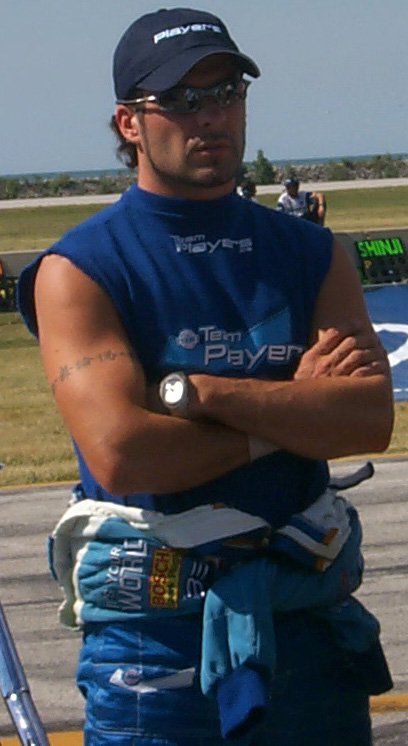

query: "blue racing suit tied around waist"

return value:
[48, 492, 272, 627]
[49, 486, 361, 630]
[49, 487, 354, 628]
[200, 505, 390, 740]
[48, 486, 392, 741]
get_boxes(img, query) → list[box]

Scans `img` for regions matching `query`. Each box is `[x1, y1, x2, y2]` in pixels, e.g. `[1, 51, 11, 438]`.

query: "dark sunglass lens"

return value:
[183, 89, 201, 113]
[216, 81, 237, 106]
[159, 87, 199, 113]
[235, 79, 249, 101]
[157, 80, 248, 114]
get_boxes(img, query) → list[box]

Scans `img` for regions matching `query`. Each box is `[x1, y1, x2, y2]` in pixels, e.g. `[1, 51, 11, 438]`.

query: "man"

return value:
[277, 175, 326, 224]
[18, 8, 393, 746]
[237, 177, 259, 201]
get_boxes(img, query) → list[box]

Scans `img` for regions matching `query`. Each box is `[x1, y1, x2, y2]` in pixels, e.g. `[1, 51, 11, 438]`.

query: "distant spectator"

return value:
[238, 177, 259, 202]
[276, 176, 326, 225]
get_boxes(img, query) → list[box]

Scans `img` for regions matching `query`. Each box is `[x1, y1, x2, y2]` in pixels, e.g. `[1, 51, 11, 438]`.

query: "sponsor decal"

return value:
[154, 24, 222, 44]
[185, 559, 209, 599]
[160, 297, 306, 375]
[171, 234, 253, 254]
[149, 548, 182, 608]
[165, 314, 303, 373]
[103, 538, 148, 612]
[176, 329, 200, 349]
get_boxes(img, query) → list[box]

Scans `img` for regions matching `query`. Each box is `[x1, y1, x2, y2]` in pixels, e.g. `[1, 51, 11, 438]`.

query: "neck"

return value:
[136, 171, 236, 200]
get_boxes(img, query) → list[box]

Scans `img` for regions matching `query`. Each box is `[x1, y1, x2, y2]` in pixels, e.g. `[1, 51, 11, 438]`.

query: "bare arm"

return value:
[311, 191, 326, 222]
[184, 239, 394, 459]
[34, 255, 250, 496]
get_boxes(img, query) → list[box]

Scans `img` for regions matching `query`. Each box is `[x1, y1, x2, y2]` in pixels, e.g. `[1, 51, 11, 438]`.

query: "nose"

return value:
[195, 96, 229, 126]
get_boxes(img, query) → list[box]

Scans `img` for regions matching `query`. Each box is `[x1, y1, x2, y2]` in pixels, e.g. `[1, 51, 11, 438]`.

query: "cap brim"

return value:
[137, 47, 260, 92]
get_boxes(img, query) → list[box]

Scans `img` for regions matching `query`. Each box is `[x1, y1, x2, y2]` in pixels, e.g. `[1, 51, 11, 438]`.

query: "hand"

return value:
[294, 324, 389, 380]
[172, 373, 227, 420]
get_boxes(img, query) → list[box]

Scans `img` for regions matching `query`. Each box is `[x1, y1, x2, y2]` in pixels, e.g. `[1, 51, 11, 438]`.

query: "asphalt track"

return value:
[0, 455, 407, 744]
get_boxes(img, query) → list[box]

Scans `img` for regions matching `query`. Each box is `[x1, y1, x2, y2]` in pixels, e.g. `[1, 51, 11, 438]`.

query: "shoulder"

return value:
[268, 209, 333, 264]
[276, 192, 289, 208]
[61, 188, 133, 246]
[18, 189, 135, 336]
[270, 206, 329, 236]
[44, 186, 139, 274]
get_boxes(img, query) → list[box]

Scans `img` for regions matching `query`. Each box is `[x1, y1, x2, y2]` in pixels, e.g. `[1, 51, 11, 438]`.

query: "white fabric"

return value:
[275, 490, 352, 568]
[52, 499, 269, 550]
[277, 190, 311, 217]
[109, 667, 196, 693]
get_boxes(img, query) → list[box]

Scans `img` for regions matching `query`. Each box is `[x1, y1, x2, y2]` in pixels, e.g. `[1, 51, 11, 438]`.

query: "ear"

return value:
[115, 105, 141, 145]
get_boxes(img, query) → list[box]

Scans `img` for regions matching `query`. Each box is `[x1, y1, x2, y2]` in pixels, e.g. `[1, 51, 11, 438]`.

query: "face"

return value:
[287, 182, 299, 197]
[116, 54, 247, 199]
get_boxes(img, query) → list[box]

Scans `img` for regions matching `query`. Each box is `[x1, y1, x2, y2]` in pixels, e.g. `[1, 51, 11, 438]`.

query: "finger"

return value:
[311, 339, 386, 377]
[296, 339, 353, 378]
[297, 325, 380, 379]
[314, 327, 350, 355]
[343, 333, 386, 353]
[320, 332, 385, 371]
[349, 361, 389, 378]
[315, 322, 365, 355]
[315, 335, 361, 372]
[330, 347, 387, 375]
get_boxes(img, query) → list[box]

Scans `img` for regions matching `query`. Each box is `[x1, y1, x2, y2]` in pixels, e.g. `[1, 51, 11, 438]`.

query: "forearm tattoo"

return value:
[50, 349, 137, 393]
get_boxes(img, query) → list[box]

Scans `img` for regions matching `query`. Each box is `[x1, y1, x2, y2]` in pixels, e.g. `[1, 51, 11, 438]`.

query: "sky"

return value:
[1, 0, 407, 176]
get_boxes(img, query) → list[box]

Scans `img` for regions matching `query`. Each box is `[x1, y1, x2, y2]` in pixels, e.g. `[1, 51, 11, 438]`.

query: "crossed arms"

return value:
[33, 237, 393, 496]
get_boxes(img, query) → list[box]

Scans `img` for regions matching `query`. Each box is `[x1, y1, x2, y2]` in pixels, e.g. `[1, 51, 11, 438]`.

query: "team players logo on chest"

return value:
[171, 233, 253, 254]
[161, 309, 306, 374]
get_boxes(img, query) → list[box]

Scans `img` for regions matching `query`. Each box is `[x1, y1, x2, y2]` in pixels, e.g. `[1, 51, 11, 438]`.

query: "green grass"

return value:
[0, 313, 78, 486]
[260, 185, 408, 231]
[0, 204, 107, 253]
[1, 186, 408, 254]
[0, 312, 406, 488]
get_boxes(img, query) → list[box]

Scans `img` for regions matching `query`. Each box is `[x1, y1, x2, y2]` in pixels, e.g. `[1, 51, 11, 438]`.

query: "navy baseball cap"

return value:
[113, 7, 260, 101]
[284, 176, 299, 186]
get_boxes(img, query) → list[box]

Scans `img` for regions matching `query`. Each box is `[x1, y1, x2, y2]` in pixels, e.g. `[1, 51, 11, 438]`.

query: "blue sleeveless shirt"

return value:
[18, 185, 333, 529]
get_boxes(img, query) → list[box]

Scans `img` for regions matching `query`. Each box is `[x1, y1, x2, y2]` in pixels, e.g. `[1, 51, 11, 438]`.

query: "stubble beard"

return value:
[140, 123, 246, 191]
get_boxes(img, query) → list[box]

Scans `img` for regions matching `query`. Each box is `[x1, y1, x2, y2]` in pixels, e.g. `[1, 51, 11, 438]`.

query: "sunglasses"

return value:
[117, 78, 250, 115]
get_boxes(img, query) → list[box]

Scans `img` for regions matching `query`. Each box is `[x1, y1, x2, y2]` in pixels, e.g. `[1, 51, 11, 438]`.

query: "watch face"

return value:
[159, 372, 188, 413]
[162, 377, 185, 406]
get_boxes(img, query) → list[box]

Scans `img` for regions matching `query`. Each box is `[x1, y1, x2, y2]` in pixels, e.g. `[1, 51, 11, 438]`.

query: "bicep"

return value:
[34, 254, 147, 446]
[309, 237, 373, 343]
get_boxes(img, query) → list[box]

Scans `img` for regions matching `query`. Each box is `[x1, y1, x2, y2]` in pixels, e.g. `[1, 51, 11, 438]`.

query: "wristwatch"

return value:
[159, 372, 189, 416]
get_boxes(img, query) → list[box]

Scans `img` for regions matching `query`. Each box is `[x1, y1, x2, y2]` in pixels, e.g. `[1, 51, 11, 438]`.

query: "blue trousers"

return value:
[77, 611, 372, 745]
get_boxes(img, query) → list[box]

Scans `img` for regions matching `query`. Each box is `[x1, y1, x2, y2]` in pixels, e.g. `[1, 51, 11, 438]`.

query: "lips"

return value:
[195, 140, 230, 153]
